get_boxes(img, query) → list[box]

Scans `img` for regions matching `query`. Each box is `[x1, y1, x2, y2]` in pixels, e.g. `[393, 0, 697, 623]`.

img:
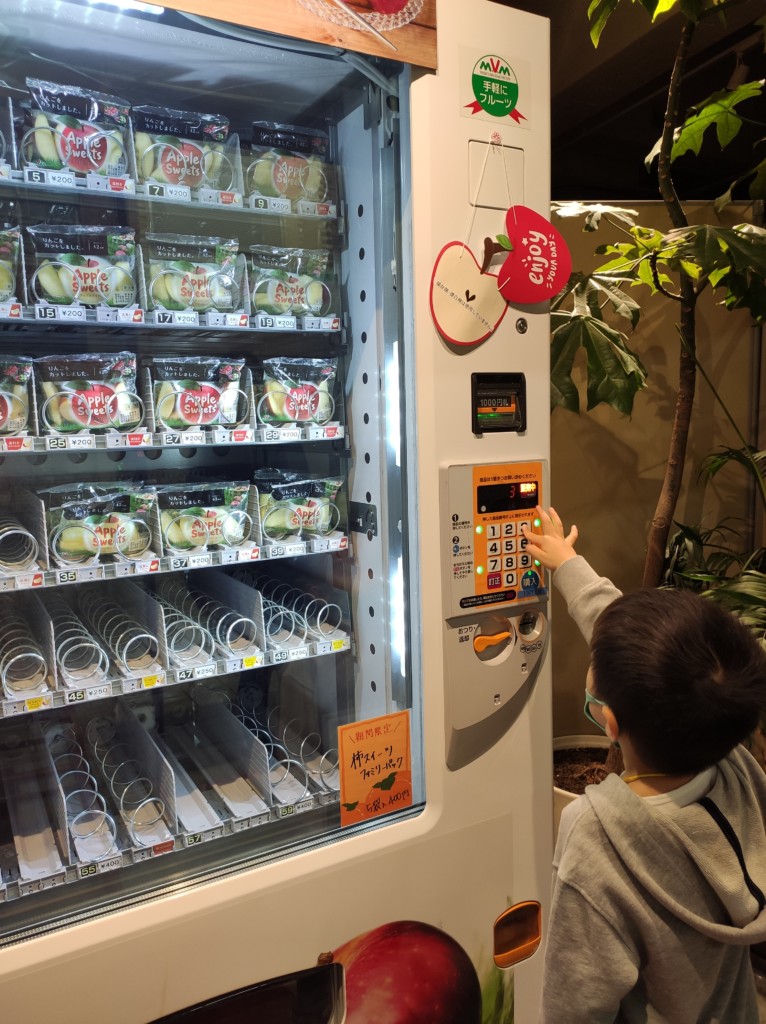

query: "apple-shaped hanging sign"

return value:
[430, 241, 508, 347]
[490, 205, 571, 305]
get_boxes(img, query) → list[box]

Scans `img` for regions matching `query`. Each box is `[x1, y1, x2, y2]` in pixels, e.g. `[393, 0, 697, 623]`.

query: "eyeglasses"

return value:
[583, 689, 609, 730]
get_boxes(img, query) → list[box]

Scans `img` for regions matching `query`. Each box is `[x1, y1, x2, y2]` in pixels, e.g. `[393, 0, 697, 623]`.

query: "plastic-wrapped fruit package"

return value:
[132, 106, 230, 190]
[253, 469, 343, 541]
[154, 482, 251, 552]
[39, 482, 156, 565]
[36, 352, 142, 434]
[146, 356, 247, 431]
[0, 226, 21, 303]
[243, 121, 335, 208]
[256, 357, 337, 425]
[22, 79, 130, 178]
[145, 233, 240, 312]
[26, 224, 136, 307]
[0, 357, 33, 436]
[250, 246, 335, 317]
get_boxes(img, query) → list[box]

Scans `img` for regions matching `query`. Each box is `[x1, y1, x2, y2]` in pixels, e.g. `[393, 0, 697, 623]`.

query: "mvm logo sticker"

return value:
[466, 55, 525, 123]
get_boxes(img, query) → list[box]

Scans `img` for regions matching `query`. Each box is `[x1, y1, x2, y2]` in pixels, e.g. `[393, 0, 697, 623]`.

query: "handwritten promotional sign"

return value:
[339, 710, 412, 826]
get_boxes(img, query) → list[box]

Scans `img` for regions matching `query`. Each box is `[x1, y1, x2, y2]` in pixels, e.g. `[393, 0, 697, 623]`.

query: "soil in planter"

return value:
[553, 746, 611, 795]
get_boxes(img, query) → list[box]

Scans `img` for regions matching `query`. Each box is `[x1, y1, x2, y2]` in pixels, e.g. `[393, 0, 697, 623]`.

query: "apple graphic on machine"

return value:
[430, 241, 508, 347]
[484, 205, 572, 306]
[330, 920, 482, 1023]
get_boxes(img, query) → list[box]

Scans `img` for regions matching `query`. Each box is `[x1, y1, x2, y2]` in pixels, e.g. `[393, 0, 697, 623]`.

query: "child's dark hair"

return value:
[590, 588, 766, 774]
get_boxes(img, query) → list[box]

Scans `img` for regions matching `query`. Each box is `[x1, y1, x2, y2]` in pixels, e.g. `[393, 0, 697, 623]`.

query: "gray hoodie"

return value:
[541, 556, 766, 1024]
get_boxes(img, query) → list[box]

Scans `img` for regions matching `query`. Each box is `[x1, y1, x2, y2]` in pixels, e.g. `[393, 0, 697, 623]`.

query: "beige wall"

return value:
[550, 202, 760, 737]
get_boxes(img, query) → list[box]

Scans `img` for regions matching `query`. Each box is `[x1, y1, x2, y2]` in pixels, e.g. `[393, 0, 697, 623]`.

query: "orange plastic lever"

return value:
[473, 631, 512, 653]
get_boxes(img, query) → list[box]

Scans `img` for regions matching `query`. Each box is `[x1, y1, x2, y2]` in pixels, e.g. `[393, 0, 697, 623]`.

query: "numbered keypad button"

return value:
[503, 538, 517, 554]
[504, 571, 517, 587]
[502, 521, 517, 537]
[503, 555, 516, 570]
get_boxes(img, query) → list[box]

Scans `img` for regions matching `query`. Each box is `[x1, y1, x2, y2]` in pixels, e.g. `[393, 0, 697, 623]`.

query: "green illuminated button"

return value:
[533, 517, 542, 528]
[475, 525, 484, 535]
[534, 559, 541, 567]
[476, 565, 484, 575]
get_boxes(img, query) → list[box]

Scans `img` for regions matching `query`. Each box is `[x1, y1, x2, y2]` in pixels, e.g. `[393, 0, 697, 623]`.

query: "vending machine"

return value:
[0, 1, 552, 1020]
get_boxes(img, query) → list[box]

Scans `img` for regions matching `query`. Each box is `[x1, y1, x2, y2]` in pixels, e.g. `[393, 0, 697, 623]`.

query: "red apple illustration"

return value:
[430, 241, 508, 347]
[332, 920, 482, 1023]
[495, 205, 571, 305]
[57, 119, 107, 173]
[272, 154, 309, 200]
[157, 139, 206, 186]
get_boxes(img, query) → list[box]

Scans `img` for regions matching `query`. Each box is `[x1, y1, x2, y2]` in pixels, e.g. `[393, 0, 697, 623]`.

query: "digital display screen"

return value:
[477, 480, 538, 514]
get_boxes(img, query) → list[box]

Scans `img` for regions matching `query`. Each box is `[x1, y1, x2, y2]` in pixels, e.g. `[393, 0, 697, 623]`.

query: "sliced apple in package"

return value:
[40, 482, 156, 564]
[145, 233, 240, 312]
[146, 356, 246, 431]
[257, 357, 337, 425]
[254, 469, 343, 542]
[27, 224, 136, 307]
[155, 482, 250, 552]
[132, 106, 230, 190]
[0, 227, 21, 303]
[0, 356, 32, 436]
[23, 79, 130, 178]
[242, 121, 336, 210]
[36, 352, 141, 434]
[250, 245, 335, 318]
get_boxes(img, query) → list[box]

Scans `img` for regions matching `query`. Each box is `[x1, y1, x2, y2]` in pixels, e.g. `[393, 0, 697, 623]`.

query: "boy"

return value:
[521, 506, 766, 1024]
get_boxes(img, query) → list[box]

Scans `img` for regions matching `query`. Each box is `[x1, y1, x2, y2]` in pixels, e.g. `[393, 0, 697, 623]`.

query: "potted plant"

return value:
[538, 0, 766, 805]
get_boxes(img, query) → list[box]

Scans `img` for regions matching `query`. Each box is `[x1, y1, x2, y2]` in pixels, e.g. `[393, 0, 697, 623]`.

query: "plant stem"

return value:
[683, 337, 766, 514]
[643, 17, 698, 589]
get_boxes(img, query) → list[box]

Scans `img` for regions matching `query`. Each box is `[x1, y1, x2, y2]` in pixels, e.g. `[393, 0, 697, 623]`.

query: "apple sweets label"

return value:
[338, 710, 412, 827]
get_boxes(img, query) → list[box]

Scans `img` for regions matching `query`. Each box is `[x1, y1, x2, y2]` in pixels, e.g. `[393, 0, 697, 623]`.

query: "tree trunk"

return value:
[642, 283, 697, 587]
[642, 18, 697, 588]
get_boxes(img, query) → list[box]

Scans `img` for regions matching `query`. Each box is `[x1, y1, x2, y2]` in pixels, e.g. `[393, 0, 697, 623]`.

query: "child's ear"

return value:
[603, 707, 620, 744]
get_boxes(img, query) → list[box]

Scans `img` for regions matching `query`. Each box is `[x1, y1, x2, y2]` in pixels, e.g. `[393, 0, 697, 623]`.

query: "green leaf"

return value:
[749, 157, 766, 199]
[672, 82, 764, 161]
[550, 313, 648, 415]
[581, 317, 648, 413]
[373, 772, 397, 791]
[636, 0, 672, 18]
[496, 234, 513, 251]
[342, 802, 358, 811]
[552, 201, 639, 230]
[550, 317, 583, 412]
[587, 0, 621, 47]
[700, 445, 766, 482]
[645, 134, 663, 171]
[665, 223, 766, 318]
